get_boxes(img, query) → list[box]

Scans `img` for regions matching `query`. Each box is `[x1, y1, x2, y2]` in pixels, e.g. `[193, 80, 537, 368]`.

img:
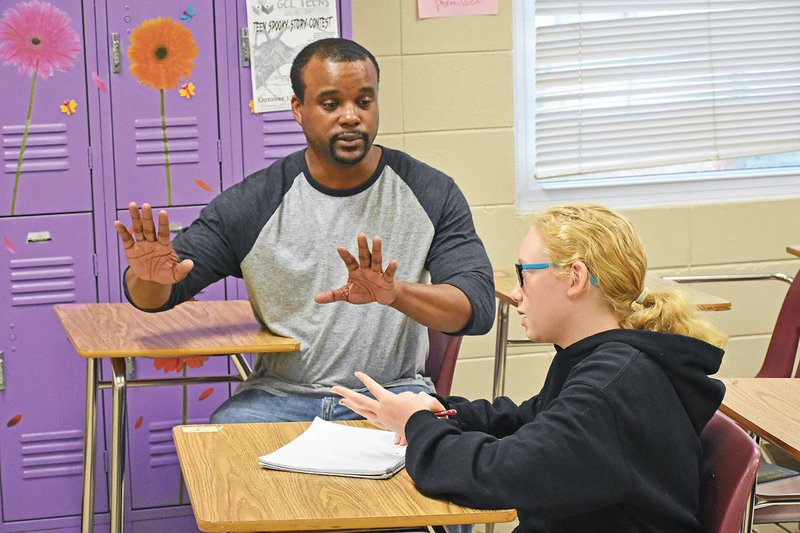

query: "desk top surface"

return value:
[54, 300, 299, 358]
[787, 244, 800, 258]
[173, 421, 516, 532]
[720, 378, 800, 461]
[493, 270, 731, 311]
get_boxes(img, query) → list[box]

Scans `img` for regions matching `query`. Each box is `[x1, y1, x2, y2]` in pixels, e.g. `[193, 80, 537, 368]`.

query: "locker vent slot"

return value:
[146, 417, 206, 467]
[134, 116, 200, 166]
[9, 256, 77, 307]
[19, 429, 83, 479]
[2, 123, 69, 174]
[262, 116, 305, 165]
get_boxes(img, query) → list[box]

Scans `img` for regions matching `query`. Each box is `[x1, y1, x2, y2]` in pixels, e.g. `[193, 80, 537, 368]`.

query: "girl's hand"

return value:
[331, 372, 445, 441]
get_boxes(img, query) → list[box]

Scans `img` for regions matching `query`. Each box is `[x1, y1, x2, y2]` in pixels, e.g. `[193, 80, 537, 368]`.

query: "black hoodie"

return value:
[404, 329, 725, 533]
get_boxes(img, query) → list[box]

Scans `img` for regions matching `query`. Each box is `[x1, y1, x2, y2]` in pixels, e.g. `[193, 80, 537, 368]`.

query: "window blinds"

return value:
[533, 1, 800, 180]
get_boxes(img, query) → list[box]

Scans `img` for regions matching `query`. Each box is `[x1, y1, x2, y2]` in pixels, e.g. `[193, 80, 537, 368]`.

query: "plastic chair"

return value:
[425, 329, 463, 396]
[666, 270, 800, 524]
[700, 411, 762, 533]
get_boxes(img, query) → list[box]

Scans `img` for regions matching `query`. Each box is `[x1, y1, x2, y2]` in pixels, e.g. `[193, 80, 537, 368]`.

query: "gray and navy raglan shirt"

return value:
[124, 146, 495, 397]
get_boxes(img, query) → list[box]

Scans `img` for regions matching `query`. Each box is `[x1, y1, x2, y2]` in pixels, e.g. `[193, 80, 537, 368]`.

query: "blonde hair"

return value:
[532, 204, 727, 348]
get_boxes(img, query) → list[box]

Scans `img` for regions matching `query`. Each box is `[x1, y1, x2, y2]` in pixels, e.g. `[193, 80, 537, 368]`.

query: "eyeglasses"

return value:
[515, 262, 599, 287]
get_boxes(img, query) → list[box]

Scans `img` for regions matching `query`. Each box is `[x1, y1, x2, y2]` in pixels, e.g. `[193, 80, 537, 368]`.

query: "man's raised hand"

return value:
[315, 233, 399, 305]
[113, 202, 193, 285]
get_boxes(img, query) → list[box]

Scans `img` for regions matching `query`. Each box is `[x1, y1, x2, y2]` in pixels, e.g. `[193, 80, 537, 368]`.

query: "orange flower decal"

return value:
[6, 414, 21, 427]
[59, 98, 77, 115]
[193, 178, 212, 192]
[127, 17, 198, 90]
[152, 356, 208, 373]
[198, 387, 214, 401]
[134, 416, 144, 429]
[178, 81, 195, 99]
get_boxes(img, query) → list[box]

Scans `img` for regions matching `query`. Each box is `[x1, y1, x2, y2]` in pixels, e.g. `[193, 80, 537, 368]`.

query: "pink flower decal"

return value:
[0, 1, 81, 79]
[0, 1, 81, 215]
[3, 236, 16, 253]
[91, 71, 107, 92]
[59, 98, 77, 116]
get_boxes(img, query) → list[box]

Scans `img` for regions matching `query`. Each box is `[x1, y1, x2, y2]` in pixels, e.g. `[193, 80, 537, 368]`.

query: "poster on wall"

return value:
[246, 0, 339, 113]
[417, 0, 498, 19]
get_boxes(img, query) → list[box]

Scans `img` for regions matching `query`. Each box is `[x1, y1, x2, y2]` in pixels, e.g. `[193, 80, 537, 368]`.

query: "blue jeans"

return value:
[209, 384, 431, 424]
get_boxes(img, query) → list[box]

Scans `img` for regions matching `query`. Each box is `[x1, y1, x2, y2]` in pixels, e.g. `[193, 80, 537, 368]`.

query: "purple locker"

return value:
[108, 0, 221, 208]
[114, 205, 231, 510]
[236, 2, 351, 177]
[0, 213, 107, 521]
[0, 0, 91, 217]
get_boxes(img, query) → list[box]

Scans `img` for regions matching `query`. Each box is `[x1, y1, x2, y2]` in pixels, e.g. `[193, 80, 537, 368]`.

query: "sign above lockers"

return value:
[245, 0, 339, 113]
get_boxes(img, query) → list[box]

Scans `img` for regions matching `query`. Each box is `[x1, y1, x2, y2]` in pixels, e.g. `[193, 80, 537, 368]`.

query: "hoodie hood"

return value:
[557, 329, 725, 434]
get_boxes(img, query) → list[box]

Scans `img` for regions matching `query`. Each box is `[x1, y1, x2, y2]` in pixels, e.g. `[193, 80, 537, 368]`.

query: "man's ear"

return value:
[290, 95, 302, 126]
[566, 261, 591, 297]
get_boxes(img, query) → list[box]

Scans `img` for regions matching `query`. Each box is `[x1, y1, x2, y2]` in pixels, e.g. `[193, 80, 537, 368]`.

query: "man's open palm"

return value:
[113, 202, 193, 285]
[315, 233, 399, 305]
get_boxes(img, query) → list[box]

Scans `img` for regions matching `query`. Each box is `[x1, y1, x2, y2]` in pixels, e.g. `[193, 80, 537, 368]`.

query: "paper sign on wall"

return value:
[245, 0, 339, 113]
[417, 0, 498, 19]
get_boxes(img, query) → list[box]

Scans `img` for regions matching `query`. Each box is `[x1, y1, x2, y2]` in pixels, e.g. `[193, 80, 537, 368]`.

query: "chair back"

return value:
[699, 411, 762, 533]
[759, 270, 800, 377]
[425, 329, 463, 397]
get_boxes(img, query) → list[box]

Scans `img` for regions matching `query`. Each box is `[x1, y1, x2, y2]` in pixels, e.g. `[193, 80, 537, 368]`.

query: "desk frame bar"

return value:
[492, 302, 510, 400]
[110, 359, 127, 533]
[81, 356, 252, 533]
[81, 359, 98, 533]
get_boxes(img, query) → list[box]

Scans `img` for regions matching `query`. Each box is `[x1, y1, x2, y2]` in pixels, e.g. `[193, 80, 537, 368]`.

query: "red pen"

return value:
[434, 409, 457, 418]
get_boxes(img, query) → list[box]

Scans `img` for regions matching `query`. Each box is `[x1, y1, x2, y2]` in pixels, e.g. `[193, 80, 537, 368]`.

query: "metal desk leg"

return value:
[487, 300, 511, 533]
[81, 358, 99, 533]
[492, 301, 510, 400]
[110, 358, 128, 533]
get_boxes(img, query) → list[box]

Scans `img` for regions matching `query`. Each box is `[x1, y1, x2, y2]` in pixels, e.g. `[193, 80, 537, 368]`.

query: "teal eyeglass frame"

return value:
[515, 262, 599, 287]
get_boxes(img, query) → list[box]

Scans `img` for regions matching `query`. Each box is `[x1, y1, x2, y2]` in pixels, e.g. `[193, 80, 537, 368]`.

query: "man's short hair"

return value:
[290, 38, 380, 102]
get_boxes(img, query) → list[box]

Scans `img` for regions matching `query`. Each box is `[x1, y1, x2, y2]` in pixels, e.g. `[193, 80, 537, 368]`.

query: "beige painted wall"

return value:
[352, 0, 800, 407]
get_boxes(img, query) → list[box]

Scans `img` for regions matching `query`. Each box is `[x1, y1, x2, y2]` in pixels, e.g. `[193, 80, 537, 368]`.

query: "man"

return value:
[113, 38, 495, 423]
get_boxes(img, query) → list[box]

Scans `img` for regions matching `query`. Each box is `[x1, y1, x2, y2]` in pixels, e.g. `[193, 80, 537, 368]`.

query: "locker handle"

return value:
[111, 32, 121, 73]
[240, 28, 250, 68]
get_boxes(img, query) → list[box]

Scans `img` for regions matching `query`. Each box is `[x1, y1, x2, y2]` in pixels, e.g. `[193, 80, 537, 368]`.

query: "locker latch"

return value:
[111, 33, 121, 73]
[240, 28, 250, 68]
[0, 351, 5, 391]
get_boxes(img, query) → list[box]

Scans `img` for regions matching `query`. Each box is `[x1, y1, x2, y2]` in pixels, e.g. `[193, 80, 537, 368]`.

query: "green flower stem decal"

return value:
[11, 68, 37, 215]
[160, 88, 173, 206]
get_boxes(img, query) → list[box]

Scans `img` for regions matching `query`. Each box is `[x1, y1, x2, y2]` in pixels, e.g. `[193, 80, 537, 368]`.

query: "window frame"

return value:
[513, 0, 800, 212]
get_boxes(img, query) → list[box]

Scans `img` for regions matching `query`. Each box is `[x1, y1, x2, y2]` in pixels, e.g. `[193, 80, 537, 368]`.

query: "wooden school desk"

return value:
[54, 300, 300, 533]
[720, 378, 800, 532]
[172, 421, 517, 532]
[491, 270, 732, 399]
[786, 244, 800, 258]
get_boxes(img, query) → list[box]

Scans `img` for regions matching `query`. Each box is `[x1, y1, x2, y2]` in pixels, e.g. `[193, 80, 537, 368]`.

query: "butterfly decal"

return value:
[180, 5, 196, 21]
[59, 99, 77, 116]
[179, 82, 196, 99]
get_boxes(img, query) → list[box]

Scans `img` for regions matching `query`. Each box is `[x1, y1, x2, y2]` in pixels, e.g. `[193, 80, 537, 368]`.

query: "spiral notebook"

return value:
[258, 417, 406, 479]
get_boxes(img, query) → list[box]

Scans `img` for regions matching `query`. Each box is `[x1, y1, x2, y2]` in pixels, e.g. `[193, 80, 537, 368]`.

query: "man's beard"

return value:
[329, 131, 371, 165]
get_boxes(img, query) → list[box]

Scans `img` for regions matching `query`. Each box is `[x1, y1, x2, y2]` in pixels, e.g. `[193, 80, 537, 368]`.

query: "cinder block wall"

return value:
[352, 0, 800, 405]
